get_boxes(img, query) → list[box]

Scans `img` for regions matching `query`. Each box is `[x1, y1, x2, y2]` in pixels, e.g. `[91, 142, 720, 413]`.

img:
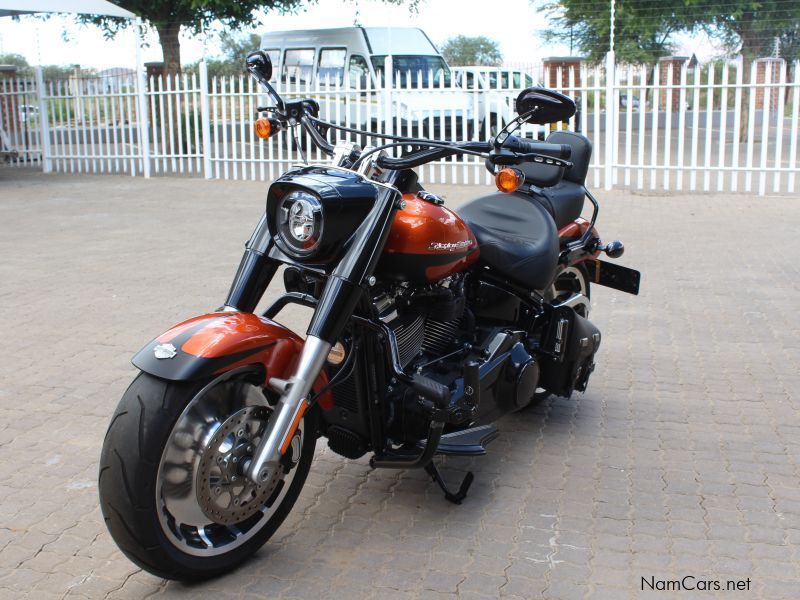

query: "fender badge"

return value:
[154, 343, 177, 359]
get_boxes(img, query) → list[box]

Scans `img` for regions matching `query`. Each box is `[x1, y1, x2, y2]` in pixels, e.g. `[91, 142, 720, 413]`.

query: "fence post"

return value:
[199, 60, 212, 179]
[134, 17, 151, 178]
[604, 51, 616, 191]
[384, 55, 394, 136]
[34, 66, 52, 173]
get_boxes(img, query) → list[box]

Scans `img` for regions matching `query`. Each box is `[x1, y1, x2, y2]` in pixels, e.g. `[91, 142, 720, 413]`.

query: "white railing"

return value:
[4, 59, 799, 196]
[1, 76, 42, 167]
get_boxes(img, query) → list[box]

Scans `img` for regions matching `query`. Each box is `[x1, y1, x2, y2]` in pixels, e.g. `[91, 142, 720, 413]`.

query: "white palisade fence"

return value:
[2, 58, 799, 195]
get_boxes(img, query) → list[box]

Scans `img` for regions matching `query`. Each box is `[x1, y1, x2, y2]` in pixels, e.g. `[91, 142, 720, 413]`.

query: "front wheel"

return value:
[98, 369, 316, 580]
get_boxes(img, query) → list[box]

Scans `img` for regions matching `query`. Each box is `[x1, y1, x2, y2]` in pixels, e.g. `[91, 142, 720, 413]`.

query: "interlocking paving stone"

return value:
[0, 169, 798, 598]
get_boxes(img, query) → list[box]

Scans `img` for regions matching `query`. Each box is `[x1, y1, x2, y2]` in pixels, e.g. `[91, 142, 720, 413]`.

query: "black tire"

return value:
[98, 372, 316, 581]
[529, 264, 592, 406]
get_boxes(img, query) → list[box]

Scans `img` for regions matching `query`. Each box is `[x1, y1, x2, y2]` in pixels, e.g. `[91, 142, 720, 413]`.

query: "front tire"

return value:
[98, 370, 316, 580]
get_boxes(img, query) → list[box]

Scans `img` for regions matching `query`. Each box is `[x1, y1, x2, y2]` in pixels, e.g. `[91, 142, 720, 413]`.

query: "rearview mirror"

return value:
[246, 50, 273, 82]
[515, 87, 576, 124]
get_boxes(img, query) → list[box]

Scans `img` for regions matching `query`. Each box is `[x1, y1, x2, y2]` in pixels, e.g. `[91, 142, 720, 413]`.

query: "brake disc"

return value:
[196, 405, 281, 525]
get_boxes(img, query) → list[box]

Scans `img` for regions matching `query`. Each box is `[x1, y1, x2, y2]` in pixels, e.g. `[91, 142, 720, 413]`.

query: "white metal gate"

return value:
[6, 58, 799, 196]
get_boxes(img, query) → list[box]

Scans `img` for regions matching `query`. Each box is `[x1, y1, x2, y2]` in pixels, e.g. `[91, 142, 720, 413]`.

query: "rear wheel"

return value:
[532, 265, 592, 403]
[546, 264, 591, 316]
[98, 369, 316, 580]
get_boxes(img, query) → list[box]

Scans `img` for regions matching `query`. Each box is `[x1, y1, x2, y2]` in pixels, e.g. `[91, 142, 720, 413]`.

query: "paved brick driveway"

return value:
[0, 169, 798, 599]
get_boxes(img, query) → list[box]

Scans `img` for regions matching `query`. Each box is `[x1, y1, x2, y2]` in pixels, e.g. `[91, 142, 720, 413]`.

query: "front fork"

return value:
[225, 182, 401, 485]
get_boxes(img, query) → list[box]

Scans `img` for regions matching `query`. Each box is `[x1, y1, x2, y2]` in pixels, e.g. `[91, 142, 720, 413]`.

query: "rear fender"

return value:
[558, 218, 600, 263]
[132, 312, 333, 409]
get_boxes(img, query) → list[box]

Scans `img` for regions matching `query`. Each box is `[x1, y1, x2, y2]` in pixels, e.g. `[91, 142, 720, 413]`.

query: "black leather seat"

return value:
[458, 192, 559, 291]
[534, 181, 586, 229]
[522, 130, 593, 229]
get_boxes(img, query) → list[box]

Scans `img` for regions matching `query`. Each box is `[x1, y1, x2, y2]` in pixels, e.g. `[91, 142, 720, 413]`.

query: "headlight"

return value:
[277, 190, 323, 255]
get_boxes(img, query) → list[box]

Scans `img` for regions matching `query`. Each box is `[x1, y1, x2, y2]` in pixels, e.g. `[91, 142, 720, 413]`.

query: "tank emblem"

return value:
[428, 240, 473, 252]
[154, 343, 177, 359]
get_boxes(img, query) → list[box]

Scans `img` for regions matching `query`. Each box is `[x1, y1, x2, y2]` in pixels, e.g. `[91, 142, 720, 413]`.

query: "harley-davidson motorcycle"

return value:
[99, 51, 640, 580]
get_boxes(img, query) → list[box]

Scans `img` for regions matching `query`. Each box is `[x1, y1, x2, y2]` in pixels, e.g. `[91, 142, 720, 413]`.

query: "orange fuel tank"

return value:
[376, 193, 479, 283]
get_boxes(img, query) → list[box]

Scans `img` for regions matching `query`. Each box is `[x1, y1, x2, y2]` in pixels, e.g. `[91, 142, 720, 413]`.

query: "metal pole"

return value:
[34, 66, 52, 173]
[199, 60, 212, 179]
[610, 0, 615, 55]
[604, 0, 616, 191]
[384, 55, 394, 137]
[134, 17, 151, 178]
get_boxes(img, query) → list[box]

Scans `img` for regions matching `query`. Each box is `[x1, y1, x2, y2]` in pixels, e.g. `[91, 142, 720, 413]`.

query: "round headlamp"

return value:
[277, 190, 323, 255]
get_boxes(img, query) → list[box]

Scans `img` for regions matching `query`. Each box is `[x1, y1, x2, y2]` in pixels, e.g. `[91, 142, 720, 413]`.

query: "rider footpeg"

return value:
[425, 462, 474, 505]
[411, 374, 450, 408]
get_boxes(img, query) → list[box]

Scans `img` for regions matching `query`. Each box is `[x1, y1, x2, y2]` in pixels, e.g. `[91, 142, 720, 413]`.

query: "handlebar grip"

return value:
[504, 135, 571, 160]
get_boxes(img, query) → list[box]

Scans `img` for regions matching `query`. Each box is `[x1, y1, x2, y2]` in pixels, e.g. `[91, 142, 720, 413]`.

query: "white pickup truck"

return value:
[260, 27, 474, 139]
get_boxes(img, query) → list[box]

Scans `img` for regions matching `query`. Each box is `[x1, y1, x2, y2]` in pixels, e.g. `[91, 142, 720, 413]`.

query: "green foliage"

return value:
[0, 53, 87, 79]
[0, 53, 29, 69]
[184, 32, 263, 80]
[777, 23, 800, 62]
[76, 1, 307, 73]
[77, 1, 305, 38]
[538, 0, 689, 64]
[539, 0, 800, 65]
[686, 0, 800, 61]
[441, 35, 502, 66]
[77, 1, 420, 73]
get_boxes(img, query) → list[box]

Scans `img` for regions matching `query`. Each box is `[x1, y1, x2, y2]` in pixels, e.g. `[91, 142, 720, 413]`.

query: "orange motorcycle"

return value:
[99, 50, 640, 579]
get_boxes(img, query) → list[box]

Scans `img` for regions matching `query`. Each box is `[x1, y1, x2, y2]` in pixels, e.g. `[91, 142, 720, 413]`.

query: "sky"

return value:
[0, 0, 719, 69]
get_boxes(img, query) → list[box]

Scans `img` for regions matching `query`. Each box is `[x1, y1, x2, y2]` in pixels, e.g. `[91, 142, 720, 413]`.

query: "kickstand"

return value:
[425, 462, 474, 505]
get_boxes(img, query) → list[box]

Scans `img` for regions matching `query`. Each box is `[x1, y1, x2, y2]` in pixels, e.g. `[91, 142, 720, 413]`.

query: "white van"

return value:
[260, 27, 473, 138]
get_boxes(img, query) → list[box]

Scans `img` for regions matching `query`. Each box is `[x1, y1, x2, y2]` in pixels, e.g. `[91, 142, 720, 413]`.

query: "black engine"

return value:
[316, 272, 601, 459]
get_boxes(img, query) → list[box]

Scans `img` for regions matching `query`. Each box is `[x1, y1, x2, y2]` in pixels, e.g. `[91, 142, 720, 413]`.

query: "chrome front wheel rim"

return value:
[155, 371, 304, 557]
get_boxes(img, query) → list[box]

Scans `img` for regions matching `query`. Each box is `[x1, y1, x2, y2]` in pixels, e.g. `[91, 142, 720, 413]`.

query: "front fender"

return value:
[132, 312, 332, 408]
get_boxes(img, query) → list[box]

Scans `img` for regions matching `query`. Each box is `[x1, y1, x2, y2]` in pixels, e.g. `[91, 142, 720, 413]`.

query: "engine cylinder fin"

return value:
[391, 315, 425, 366]
[421, 318, 461, 355]
[331, 356, 360, 413]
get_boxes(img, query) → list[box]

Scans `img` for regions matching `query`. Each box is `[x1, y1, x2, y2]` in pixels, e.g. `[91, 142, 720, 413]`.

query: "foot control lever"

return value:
[425, 461, 474, 505]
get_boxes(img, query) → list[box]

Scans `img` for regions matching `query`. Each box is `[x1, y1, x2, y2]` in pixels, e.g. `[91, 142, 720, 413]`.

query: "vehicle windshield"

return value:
[371, 55, 452, 87]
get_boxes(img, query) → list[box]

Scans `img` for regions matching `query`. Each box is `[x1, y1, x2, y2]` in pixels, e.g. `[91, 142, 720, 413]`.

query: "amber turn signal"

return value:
[495, 167, 524, 193]
[254, 117, 273, 139]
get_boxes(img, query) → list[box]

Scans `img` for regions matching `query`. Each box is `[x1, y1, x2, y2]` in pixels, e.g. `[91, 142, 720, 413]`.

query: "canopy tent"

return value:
[0, 0, 134, 18]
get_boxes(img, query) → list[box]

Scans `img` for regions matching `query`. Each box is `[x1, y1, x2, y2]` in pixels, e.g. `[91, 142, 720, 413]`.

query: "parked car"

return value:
[259, 27, 473, 137]
[452, 67, 537, 135]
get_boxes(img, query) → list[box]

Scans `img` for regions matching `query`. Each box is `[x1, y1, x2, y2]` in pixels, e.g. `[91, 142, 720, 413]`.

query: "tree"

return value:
[441, 35, 502, 66]
[539, 0, 692, 64]
[539, 0, 800, 65]
[78, 1, 307, 75]
[777, 23, 800, 63]
[184, 32, 263, 79]
[0, 53, 84, 79]
[79, 0, 419, 76]
[697, 2, 800, 62]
